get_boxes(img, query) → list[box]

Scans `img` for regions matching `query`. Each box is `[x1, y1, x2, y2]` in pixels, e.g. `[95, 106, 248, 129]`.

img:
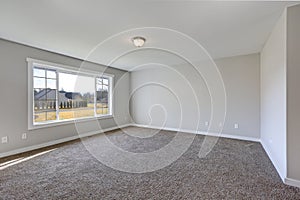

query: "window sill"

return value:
[28, 115, 114, 130]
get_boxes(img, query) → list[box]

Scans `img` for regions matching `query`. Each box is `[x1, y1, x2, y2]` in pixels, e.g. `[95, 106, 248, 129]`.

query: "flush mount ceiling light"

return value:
[132, 36, 146, 47]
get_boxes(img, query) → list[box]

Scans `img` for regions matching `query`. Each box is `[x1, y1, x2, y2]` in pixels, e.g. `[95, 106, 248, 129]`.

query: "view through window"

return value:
[32, 64, 112, 125]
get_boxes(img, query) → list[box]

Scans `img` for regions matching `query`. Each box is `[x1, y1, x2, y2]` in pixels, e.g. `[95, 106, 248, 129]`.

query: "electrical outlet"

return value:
[22, 133, 27, 140]
[234, 123, 239, 129]
[205, 121, 209, 126]
[1, 136, 8, 144]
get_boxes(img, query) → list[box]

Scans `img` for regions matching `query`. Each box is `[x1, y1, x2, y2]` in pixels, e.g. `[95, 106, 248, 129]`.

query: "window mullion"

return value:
[56, 71, 59, 120]
[94, 77, 97, 117]
[45, 71, 48, 121]
[101, 79, 103, 115]
[108, 79, 111, 115]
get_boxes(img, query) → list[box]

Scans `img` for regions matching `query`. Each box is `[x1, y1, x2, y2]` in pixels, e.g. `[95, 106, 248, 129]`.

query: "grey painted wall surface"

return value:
[0, 39, 131, 154]
[215, 54, 260, 138]
[260, 10, 287, 179]
[287, 4, 300, 181]
[130, 53, 260, 139]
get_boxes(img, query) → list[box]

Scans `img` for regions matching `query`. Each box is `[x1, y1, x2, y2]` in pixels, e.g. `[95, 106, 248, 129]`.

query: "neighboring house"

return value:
[34, 89, 87, 110]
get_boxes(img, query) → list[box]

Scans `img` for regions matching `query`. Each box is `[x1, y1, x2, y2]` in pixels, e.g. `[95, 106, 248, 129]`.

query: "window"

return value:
[96, 77, 109, 115]
[33, 67, 58, 122]
[28, 58, 113, 129]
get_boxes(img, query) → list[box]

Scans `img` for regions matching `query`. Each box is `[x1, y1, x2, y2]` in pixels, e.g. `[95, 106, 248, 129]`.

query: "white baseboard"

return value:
[0, 124, 130, 158]
[131, 123, 198, 134]
[199, 131, 260, 142]
[260, 139, 286, 182]
[284, 178, 300, 188]
[130, 123, 260, 142]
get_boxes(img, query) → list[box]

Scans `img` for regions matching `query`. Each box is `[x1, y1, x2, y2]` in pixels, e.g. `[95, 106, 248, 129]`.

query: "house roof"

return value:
[34, 89, 82, 102]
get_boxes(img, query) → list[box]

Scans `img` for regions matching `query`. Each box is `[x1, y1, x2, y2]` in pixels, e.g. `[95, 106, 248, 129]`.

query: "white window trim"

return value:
[27, 58, 114, 130]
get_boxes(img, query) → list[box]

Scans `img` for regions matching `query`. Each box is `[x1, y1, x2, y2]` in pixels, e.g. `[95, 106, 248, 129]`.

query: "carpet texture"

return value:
[1, 126, 300, 199]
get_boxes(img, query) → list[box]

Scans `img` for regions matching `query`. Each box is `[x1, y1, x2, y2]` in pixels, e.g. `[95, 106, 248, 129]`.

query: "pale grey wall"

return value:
[130, 53, 260, 139]
[260, 10, 287, 180]
[0, 39, 131, 154]
[215, 54, 260, 138]
[287, 4, 300, 181]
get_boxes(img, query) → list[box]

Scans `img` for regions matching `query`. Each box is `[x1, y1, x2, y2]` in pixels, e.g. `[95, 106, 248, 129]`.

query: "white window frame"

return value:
[27, 58, 114, 130]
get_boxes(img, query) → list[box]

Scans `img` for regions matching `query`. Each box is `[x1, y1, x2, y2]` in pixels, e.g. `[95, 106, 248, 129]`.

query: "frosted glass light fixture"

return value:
[132, 36, 146, 47]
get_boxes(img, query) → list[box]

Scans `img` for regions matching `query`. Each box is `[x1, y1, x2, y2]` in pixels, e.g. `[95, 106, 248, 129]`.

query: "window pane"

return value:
[46, 100, 56, 110]
[59, 109, 74, 120]
[96, 103, 108, 115]
[96, 77, 110, 115]
[96, 79, 102, 90]
[96, 107, 103, 115]
[82, 92, 95, 105]
[97, 78, 103, 85]
[59, 72, 77, 92]
[96, 102, 104, 109]
[35, 111, 57, 122]
[34, 77, 45, 88]
[34, 100, 47, 110]
[46, 111, 57, 121]
[102, 86, 108, 104]
[33, 68, 58, 124]
[33, 68, 45, 77]
[103, 78, 108, 85]
[102, 107, 108, 115]
[46, 89, 56, 100]
[59, 109, 94, 120]
[34, 112, 46, 123]
[58, 72, 95, 120]
[47, 70, 56, 79]
[96, 85, 102, 91]
[73, 109, 94, 119]
[47, 79, 56, 89]
[34, 89, 43, 100]
[103, 85, 108, 91]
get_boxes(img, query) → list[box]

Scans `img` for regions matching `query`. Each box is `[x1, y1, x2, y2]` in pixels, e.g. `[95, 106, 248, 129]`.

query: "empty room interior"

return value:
[1, 1, 300, 199]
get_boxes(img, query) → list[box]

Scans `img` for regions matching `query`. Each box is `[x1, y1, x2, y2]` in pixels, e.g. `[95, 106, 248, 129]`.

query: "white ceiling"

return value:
[0, 1, 295, 71]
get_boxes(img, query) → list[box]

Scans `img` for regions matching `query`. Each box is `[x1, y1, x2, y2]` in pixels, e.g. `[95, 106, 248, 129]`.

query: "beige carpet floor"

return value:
[0, 126, 300, 199]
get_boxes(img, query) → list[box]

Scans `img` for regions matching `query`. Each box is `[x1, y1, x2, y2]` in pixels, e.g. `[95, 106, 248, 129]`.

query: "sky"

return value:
[59, 72, 95, 94]
[34, 68, 97, 94]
